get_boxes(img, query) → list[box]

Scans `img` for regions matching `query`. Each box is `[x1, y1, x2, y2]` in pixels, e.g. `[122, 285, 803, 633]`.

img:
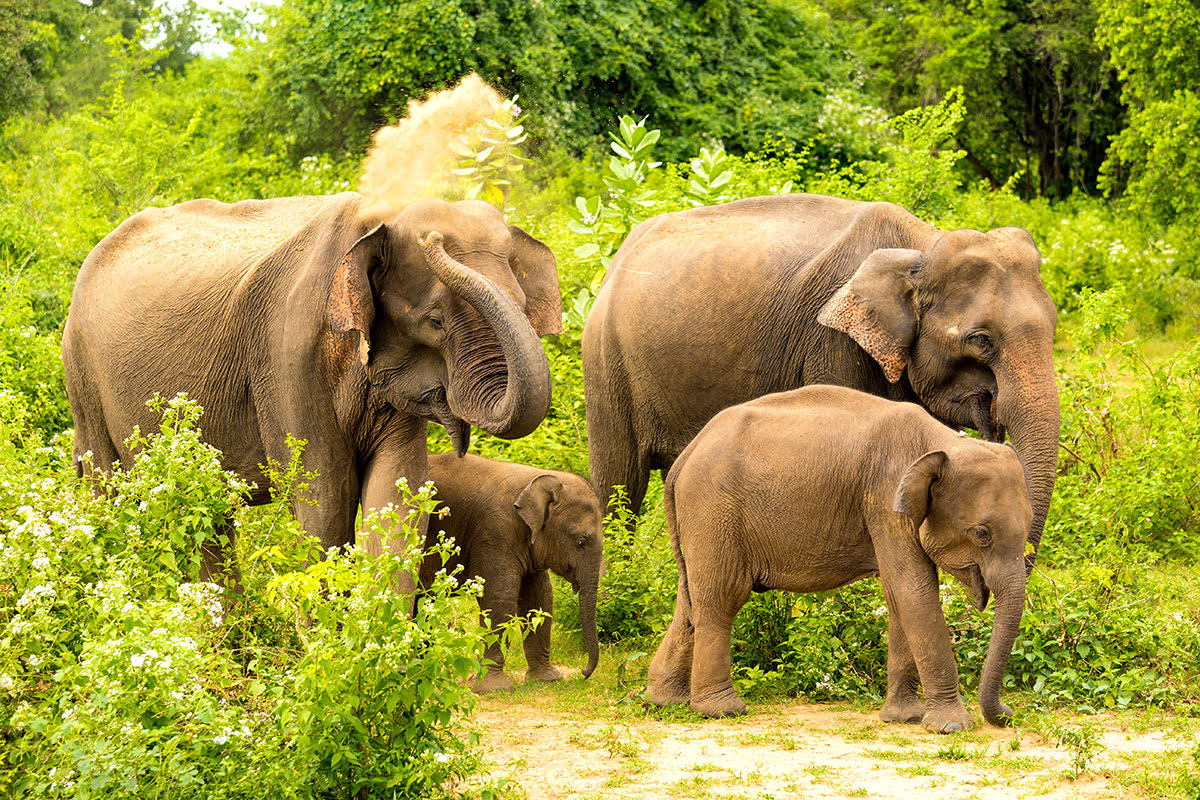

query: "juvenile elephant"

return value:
[647, 385, 1032, 733]
[583, 194, 1058, 570]
[63, 195, 560, 584]
[422, 453, 603, 691]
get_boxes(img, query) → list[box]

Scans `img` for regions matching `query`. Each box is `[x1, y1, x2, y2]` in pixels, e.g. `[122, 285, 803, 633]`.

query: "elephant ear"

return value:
[508, 225, 562, 336]
[327, 223, 385, 368]
[892, 450, 948, 527]
[817, 248, 923, 383]
[515, 474, 563, 544]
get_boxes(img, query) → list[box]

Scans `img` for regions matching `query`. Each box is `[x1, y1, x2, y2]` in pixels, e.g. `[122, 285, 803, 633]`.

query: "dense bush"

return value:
[0, 396, 501, 798]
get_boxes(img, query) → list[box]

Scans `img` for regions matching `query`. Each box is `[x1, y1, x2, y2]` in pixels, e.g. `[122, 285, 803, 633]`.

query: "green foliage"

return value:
[685, 145, 735, 208]
[0, 397, 500, 798]
[1052, 719, 1104, 778]
[811, 87, 967, 221]
[569, 115, 663, 286]
[821, 0, 1124, 198]
[590, 485, 677, 647]
[257, 0, 474, 157]
[451, 96, 529, 209]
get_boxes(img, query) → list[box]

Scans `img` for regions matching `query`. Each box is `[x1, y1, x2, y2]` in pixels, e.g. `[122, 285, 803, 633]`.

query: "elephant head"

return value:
[515, 473, 604, 678]
[819, 227, 1059, 568]
[330, 198, 561, 453]
[893, 442, 1033, 726]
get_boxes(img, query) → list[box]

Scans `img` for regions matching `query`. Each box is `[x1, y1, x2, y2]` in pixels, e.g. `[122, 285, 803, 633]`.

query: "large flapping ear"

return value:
[327, 223, 385, 367]
[508, 225, 562, 336]
[515, 473, 563, 544]
[817, 248, 923, 383]
[892, 450, 948, 527]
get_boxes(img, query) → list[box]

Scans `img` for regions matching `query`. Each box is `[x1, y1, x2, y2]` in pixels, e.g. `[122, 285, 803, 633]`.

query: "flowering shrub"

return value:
[0, 396, 501, 799]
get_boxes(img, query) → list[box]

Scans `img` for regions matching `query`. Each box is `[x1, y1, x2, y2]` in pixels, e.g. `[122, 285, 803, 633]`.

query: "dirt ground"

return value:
[473, 671, 1197, 800]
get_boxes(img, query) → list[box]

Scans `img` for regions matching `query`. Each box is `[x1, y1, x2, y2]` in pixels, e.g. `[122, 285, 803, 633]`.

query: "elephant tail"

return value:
[663, 463, 692, 624]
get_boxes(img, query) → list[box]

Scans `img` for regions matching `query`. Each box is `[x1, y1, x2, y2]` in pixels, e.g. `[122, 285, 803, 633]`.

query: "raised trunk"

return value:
[995, 355, 1060, 570]
[978, 573, 1026, 726]
[420, 232, 552, 439]
[579, 577, 599, 678]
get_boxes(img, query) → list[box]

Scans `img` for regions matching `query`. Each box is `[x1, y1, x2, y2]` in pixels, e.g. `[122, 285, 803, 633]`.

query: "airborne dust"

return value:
[357, 73, 507, 219]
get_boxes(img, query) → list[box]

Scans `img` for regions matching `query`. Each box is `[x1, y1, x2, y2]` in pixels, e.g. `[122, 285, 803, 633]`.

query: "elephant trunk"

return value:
[578, 572, 600, 679]
[995, 351, 1060, 570]
[978, 569, 1026, 726]
[420, 231, 552, 440]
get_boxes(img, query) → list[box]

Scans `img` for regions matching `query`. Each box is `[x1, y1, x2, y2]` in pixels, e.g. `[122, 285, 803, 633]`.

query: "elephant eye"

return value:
[428, 313, 444, 330]
[974, 526, 993, 548]
[576, 536, 588, 549]
[967, 331, 994, 351]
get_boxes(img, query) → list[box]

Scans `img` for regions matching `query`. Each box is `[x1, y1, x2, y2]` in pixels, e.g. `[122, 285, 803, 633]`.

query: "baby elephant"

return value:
[647, 386, 1032, 732]
[422, 453, 604, 693]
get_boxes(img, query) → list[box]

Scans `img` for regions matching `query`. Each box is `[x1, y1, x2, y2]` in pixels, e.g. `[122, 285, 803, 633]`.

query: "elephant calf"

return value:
[422, 453, 603, 692]
[647, 385, 1032, 732]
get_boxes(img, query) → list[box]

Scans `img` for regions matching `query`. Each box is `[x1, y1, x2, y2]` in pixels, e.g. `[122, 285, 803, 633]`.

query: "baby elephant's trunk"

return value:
[978, 568, 1027, 726]
[579, 571, 600, 678]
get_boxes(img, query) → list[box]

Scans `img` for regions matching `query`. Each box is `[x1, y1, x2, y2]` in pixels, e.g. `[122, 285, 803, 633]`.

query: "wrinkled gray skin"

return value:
[422, 453, 603, 692]
[63, 195, 561, 586]
[583, 194, 1058, 570]
[647, 386, 1032, 732]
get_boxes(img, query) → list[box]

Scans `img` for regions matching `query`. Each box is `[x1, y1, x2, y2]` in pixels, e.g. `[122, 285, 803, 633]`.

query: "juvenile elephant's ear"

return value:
[515, 474, 563, 541]
[818, 248, 923, 383]
[508, 225, 562, 336]
[328, 223, 385, 368]
[892, 450, 948, 527]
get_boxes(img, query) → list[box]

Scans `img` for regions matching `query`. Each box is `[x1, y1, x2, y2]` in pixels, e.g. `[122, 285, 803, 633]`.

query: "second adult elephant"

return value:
[583, 193, 1059, 566]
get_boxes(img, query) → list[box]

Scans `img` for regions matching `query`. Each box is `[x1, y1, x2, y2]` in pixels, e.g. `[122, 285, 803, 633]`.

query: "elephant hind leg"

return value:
[648, 472, 695, 705]
[879, 607, 924, 724]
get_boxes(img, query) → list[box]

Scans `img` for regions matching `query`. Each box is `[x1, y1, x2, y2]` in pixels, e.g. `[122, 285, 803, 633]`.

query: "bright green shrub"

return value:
[0, 397, 500, 799]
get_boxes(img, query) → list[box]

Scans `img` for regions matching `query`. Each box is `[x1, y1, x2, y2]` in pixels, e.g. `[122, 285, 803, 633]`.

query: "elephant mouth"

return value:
[948, 564, 990, 611]
[416, 387, 471, 456]
[958, 392, 1005, 443]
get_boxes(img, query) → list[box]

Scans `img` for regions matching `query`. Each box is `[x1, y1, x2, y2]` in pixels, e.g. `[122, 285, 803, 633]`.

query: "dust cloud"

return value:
[357, 73, 505, 219]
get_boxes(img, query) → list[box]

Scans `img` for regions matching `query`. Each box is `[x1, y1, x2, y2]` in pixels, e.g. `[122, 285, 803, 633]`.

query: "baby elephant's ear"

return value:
[515, 474, 563, 540]
[892, 451, 948, 526]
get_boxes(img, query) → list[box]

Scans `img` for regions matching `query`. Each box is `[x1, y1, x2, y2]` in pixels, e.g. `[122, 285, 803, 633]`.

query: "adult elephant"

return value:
[583, 194, 1058, 567]
[63, 194, 561, 583]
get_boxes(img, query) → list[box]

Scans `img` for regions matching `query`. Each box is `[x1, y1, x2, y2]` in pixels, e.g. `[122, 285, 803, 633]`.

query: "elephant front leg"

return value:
[519, 571, 562, 683]
[878, 604, 924, 724]
[473, 576, 521, 694]
[879, 557, 972, 733]
[358, 416, 430, 596]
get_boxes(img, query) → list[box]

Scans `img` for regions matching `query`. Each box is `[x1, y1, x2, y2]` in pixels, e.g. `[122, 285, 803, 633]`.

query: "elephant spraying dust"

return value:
[583, 194, 1058, 570]
[62, 194, 561, 586]
[422, 453, 603, 691]
[647, 386, 1033, 732]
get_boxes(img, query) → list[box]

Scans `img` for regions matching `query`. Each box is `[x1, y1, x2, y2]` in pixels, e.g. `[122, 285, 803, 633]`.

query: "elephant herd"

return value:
[61, 190, 1058, 734]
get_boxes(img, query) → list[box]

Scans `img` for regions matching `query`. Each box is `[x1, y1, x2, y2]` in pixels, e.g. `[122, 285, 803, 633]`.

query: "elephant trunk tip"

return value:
[582, 659, 597, 679]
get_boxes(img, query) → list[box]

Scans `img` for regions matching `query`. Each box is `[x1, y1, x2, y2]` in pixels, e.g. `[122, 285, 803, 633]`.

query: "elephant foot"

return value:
[879, 695, 925, 724]
[646, 678, 691, 707]
[690, 688, 748, 718]
[471, 671, 515, 694]
[921, 704, 974, 734]
[982, 701, 1014, 728]
[525, 664, 563, 683]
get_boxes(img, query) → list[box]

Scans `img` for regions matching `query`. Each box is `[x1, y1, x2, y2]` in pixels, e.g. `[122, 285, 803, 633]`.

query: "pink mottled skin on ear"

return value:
[818, 283, 907, 383]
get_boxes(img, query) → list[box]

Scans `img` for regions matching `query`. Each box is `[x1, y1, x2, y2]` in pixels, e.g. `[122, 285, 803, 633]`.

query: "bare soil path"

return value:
[472, 668, 1198, 800]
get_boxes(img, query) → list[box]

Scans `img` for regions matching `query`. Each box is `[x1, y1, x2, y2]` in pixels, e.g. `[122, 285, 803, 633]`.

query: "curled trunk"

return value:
[978, 572, 1026, 726]
[420, 232, 552, 439]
